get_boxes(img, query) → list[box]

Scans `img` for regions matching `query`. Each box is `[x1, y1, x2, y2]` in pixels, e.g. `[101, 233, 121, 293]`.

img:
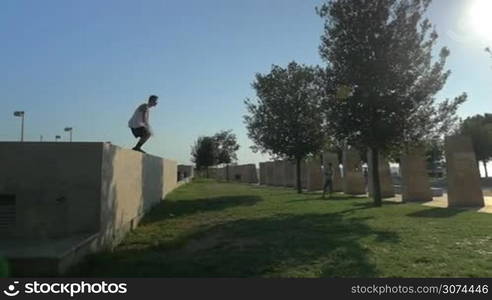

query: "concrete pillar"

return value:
[445, 135, 484, 207]
[400, 147, 432, 202]
[272, 160, 285, 186]
[265, 161, 275, 186]
[259, 162, 266, 185]
[243, 164, 258, 183]
[229, 165, 239, 181]
[300, 160, 308, 189]
[367, 149, 395, 198]
[323, 151, 342, 192]
[284, 160, 296, 187]
[307, 157, 323, 191]
[342, 147, 366, 195]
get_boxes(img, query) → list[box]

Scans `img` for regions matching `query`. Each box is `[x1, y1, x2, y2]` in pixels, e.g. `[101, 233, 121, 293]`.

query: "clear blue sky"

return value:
[1, 0, 491, 165]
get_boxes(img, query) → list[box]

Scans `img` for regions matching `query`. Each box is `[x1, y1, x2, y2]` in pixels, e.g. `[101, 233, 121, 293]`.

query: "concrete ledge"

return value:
[0, 142, 181, 275]
[2, 233, 98, 276]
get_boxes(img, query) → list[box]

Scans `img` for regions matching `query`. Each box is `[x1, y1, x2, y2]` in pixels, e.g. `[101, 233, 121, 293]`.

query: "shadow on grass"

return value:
[406, 207, 466, 218]
[286, 193, 356, 203]
[74, 213, 399, 277]
[142, 195, 263, 223]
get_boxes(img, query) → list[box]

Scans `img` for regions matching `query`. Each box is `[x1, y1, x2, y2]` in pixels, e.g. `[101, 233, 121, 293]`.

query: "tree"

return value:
[460, 113, 492, 177]
[318, 0, 466, 206]
[244, 61, 326, 193]
[191, 136, 217, 178]
[213, 130, 240, 181]
[424, 138, 444, 177]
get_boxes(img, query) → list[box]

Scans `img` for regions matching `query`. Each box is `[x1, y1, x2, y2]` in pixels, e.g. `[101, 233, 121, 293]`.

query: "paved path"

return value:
[388, 194, 492, 214]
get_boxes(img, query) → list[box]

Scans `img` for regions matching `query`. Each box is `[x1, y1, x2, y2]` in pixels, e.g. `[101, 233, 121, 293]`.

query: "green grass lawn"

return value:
[71, 179, 492, 277]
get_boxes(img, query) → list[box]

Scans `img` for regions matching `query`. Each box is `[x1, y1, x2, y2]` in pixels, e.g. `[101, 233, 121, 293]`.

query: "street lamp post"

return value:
[64, 127, 73, 142]
[13, 111, 25, 142]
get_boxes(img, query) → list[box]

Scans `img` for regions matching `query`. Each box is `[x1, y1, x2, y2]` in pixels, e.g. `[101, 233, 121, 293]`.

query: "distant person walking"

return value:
[128, 95, 158, 153]
[322, 162, 334, 199]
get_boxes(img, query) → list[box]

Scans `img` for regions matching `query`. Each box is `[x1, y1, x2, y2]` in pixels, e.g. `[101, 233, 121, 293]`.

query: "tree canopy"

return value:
[317, 0, 466, 205]
[213, 130, 240, 165]
[459, 113, 492, 177]
[191, 136, 217, 176]
[244, 61, 326, 192]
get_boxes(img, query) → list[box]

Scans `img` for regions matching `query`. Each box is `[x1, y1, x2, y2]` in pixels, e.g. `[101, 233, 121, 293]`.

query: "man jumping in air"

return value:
[128, 95, 158, 153]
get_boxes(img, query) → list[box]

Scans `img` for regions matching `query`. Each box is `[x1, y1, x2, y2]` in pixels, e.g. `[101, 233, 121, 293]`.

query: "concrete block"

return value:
[301, 160, 308, 189]
[259, 162, 267, 185]
[400, 147, 432, 202]
[177, 165, 194, 180]
[307, 157, 323, 191]
[0, 142, 180, 275]
[445, 135, 484, 207]
[342, 147, 366, 195]
[284, 160, 297, 187]
[265, 161, 275, 186]
[367, 150, 395, 198]
[228, 164, 258, 184]
[272, 161, 286, 186]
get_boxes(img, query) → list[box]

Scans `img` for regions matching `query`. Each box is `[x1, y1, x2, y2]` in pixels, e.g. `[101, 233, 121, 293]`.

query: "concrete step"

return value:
[1, 232, 99, 276]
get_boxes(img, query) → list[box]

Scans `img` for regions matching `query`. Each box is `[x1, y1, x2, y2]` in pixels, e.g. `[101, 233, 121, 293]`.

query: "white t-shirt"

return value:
[128, 103, 149, 128]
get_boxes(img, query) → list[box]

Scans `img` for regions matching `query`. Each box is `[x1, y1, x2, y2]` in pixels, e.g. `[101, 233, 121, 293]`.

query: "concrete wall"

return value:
[342, 147, 366, 195]
[212, 164, 259, 184]
[177, 165, 194, 181]
[229, 164, 258, 184]
[0, 142, 180, 274]
[284, 160, 297, 187]
[272, 161, 286, 186]
[259, 163, 267, 185]
[445, 135, 484, 207]
[265, 161, 275, 186]
[0, 142, 103, 239]
[98, 144, 178, 247]
[306, 157, 323, 191]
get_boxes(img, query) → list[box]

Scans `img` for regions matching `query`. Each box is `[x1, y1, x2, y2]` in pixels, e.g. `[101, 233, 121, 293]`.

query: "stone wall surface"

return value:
[400, 147, 433, 202]
[272, 161, 286, 186]
[342, 147, 366, 195]
[259, 162, 267, 185]
[177, 165, 194, 181]
[307, 157, 323, 191]
[265, 161, 275, 186]
[284, 160, 297, 187]
[445, 135, 484, 207]
[0, 142, 180, 275]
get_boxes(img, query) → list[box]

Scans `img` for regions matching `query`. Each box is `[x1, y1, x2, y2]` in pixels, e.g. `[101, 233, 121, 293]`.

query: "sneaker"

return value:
[132, 147, 146, 154]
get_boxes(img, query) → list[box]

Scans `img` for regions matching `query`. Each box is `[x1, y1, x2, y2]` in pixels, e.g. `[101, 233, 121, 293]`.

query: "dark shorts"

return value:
[131, 127, 149, 138]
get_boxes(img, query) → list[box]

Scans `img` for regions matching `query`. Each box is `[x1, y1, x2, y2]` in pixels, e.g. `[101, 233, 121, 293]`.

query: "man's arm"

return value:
[138, 104, 149, 128]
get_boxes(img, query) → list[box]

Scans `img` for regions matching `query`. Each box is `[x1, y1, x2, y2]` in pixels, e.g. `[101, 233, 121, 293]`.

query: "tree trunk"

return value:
[484, 160, 489, 178]
[370, 147, 382, 207]
[206, 166, 209, 178]
[226, 164, 230, 181]
[296, 157, 302, 194]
